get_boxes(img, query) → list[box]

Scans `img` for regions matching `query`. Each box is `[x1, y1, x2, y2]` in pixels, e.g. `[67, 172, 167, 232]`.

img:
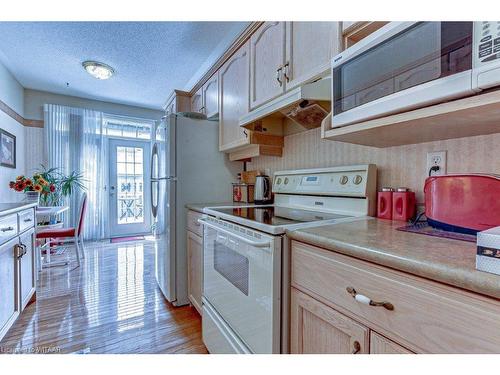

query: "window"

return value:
[103, 115, 155, 140]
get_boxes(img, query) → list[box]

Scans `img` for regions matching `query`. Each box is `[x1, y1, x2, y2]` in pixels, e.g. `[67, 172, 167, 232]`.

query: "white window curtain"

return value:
[44, 104, 108, 240]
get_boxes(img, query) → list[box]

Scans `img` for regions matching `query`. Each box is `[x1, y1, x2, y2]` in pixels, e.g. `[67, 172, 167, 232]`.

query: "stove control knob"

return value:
[353, 175, 363, 185]
[340, 175, 349, 185]
[284, 177, 289, 185]
[276, 178, 282, 185]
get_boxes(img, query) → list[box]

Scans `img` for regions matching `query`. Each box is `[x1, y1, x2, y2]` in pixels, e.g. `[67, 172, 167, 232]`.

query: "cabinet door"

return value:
[191, 87, 204, 114]
[0, 237, 20, 341]
[18, 229, 36, 310]
[370, 332, 414, 354]
[249, 21, 286, 109]
[187, 230, 203, 315]
[291, 287, 369, 354]
[219, 40, 251, 151]
[203, 74, 219, 119]
[285, 22, 340, 91]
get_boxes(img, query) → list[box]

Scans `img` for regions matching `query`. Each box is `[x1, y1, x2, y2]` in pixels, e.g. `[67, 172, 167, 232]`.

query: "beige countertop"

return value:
[186, 202, 253, 214]
[286, 218, 500, 300]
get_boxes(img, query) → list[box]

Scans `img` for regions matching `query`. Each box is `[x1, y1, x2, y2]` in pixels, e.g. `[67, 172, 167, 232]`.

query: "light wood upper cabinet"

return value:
[370, 332, 413, 354]
[187, 230, 203, 315]
[291, 287, 369, 354]
[203, 74, 219, 119]
[219, 40, 251, 152]
[249, 22, 286, 109]
[285, 22, 340, 90]
[190, 87, 204, 114]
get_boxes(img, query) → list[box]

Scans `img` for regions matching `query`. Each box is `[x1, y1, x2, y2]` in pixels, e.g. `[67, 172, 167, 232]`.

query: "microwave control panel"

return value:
[475, 21, 500, 63]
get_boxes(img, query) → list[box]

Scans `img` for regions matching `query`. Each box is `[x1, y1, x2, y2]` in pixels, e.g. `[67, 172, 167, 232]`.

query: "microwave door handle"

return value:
[198, 219, 271, 248]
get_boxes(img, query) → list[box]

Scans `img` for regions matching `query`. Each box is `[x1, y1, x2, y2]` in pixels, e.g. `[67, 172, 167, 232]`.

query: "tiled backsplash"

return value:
[248, 127, 500, 203]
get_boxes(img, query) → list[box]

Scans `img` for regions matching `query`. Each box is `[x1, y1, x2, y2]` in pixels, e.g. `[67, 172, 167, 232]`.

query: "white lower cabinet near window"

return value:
[0, 236, 20, 341]
[187, 212, 203, 315]
[0, 209, 37, 342]
[18, 228, 36, 310]
[291, 240, 500, 353]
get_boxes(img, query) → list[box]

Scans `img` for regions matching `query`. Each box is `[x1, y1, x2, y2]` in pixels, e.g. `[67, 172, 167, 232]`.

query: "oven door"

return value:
[200, 218, 281, 354]
[332, 21, 474, 127]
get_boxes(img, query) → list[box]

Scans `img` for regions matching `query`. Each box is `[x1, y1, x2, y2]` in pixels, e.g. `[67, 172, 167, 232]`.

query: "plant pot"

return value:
[24, 191, 40, 204]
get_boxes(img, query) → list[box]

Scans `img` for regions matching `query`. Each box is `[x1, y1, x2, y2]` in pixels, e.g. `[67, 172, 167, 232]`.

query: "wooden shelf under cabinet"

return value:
[322, 90, 500, 148]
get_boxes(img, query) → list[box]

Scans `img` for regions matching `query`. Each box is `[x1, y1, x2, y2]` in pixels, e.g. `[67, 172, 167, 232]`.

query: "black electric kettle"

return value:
[254, 174, 272, 205]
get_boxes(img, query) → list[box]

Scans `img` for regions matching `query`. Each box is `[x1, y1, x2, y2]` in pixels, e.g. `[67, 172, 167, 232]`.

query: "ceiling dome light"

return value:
[82, 61, 114, 80]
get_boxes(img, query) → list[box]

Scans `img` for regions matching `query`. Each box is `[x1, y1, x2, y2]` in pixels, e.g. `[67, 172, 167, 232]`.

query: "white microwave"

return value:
[331, 22, 500, 128]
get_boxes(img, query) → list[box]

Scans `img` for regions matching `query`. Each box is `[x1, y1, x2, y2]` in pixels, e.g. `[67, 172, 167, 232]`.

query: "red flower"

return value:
[49, 184, 55, 192]
[14, 182, 24, 192]
[25, 179, 33, 186]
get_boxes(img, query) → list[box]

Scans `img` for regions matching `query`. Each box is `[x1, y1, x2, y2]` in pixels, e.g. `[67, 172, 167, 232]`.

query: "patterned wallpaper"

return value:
[248, 127, 500, 203]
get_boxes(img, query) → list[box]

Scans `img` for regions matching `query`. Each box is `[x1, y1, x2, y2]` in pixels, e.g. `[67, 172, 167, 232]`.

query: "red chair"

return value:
[37, 192, 87, 268]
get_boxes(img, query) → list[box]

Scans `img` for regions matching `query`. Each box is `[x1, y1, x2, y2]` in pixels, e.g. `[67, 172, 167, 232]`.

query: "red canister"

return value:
[377, 187, 394, 220]
[392, 187, 416, 221]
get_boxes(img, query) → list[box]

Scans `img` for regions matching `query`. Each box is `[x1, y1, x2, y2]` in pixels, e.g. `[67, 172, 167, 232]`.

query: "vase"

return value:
[24, 191, 40, 204]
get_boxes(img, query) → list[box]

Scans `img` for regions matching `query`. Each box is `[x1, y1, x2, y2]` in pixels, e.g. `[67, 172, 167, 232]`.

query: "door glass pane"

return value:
[116, 146, 145, 225]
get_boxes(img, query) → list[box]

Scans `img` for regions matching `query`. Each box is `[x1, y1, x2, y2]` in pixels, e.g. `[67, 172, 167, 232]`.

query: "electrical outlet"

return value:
[426, 151, 447, 176]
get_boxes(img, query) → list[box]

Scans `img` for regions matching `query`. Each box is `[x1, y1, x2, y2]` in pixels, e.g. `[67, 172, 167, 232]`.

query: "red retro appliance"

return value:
[424, 174, 500, 234]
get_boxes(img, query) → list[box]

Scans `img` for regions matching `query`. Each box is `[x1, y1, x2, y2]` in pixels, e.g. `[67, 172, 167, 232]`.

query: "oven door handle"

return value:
[198, 219, 272, 248]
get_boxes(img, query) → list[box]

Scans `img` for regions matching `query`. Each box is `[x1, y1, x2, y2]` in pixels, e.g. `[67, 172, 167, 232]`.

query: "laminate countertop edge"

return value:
[186, 202, 254, 214]
[0, 202, 38, 217]
[286, 219, 500, 300]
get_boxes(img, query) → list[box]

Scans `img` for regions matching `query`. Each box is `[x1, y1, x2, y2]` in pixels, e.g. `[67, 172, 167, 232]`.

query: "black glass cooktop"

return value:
[212, 206, 350, 226]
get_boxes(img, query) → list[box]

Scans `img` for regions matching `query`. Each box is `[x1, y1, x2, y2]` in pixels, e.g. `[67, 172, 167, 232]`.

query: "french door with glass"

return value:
[108, 138, 151, 237]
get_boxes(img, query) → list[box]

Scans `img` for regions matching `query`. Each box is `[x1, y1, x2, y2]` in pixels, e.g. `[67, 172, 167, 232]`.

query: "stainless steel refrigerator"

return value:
[151, 113, 240, 306]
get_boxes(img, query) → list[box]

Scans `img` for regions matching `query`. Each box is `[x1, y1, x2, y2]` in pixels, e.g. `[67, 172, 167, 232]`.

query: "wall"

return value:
[248, 127, 500, 204]
[23, 89, 164, 174]
[0, 61, 26, 202]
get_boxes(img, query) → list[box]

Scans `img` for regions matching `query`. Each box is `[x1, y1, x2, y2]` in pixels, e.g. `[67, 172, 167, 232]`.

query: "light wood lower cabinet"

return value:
[291, 240, 500, 353]
[370, 332, 413, 354]
[291, 287, 369, 354]
[187, 229, 203, 315]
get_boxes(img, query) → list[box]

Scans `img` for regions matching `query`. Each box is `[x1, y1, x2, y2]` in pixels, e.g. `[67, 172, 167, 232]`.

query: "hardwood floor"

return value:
[0, 240, 207, 354]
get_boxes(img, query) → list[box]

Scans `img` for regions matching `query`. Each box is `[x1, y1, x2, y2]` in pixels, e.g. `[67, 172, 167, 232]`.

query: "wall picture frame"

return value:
[0, 128, 16, 169]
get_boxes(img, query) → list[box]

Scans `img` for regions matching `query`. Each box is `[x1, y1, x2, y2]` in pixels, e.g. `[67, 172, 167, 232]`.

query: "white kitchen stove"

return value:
[200, 164, 377, 354]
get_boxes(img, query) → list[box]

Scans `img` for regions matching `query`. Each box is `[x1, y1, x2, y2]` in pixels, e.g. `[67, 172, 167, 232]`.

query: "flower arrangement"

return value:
[8, 166, 85, 206]
[9, 174, 55, 195]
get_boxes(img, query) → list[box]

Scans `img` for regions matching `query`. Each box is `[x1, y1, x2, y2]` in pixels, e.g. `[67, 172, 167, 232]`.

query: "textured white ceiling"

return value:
[0, 22, 249, 109]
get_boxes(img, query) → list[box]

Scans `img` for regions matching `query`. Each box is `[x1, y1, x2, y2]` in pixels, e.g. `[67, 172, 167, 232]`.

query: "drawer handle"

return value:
[1, 226, 14, 232]
[351, 341, 361, 354]
[23, 218, 33, 222]
[346, 287, 394, 311]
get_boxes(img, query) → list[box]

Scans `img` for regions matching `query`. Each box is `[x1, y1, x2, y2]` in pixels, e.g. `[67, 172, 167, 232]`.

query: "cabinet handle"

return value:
[243, 130, 248, 138]
[24, 218, 32, 222]
[276, 66, 283, 86]
[200, 106, 206, 113]
[283, 62, 290, 82]
[1, 226, 14, 232]
[346, 287, 394, 311]
[351, 341, 361, 354]
[15, 244, 26, 259]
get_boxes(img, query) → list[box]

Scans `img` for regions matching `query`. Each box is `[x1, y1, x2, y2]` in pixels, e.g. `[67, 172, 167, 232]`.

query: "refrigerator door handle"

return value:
[151, 143, 158, 180]
[151, 180, 158, 219]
